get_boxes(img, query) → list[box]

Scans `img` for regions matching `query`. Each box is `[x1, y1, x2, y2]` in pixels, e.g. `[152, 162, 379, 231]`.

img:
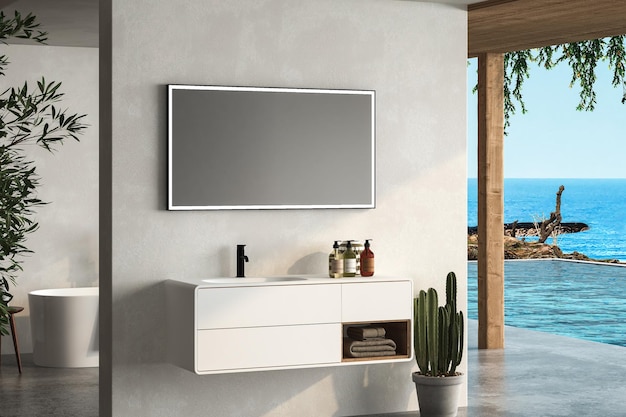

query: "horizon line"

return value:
[467, 177, 626, 180]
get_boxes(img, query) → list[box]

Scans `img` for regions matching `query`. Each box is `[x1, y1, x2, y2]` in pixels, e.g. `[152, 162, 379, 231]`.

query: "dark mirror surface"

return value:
[168, 85, 375, 210]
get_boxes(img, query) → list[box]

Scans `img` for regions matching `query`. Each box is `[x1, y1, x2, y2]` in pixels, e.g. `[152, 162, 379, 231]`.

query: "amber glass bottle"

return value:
[360, 239, 375, 277]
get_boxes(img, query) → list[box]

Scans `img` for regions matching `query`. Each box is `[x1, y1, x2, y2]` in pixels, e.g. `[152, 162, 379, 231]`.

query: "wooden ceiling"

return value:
[468, 0, 626, 57]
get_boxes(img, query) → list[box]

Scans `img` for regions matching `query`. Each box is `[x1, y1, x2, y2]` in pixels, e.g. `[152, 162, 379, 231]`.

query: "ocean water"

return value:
[467, 260, 626, 347]
[468, 178, 626, 261]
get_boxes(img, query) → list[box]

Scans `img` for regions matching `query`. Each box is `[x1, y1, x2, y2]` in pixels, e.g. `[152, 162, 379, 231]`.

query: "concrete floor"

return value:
[353, 320, 626, 417]
[465, 319, 626, 417]
[0, 353, 98, 417]
[2, 320, 626, 416]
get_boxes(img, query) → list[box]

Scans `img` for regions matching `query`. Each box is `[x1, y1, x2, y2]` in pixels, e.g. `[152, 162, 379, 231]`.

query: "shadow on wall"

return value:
[30, 231, 99, 290]
[167, 364, 337, 416]
[115, 282, 168, 364]
[331, 360, 416, 416]
[69, 234, 99, 288]
[288, 252, 327, 275]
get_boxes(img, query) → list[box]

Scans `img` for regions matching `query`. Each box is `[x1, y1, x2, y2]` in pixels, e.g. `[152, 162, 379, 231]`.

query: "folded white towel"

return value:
[347, 326, 386, 340]
[343, 337, 397, 358]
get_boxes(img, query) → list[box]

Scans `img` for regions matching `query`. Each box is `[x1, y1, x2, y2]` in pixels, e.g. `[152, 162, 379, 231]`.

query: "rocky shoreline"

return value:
[467, 224, 623, 264]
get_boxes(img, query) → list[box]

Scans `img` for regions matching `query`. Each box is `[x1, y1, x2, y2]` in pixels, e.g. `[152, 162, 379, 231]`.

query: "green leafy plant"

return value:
[505, 36, 626, 129]
[0, 11, 87, 335]
[0, 148, 45, 334]
[0, 11, 47, 76]
[473, 36, 626, 132]
[414, 271, 464, 377]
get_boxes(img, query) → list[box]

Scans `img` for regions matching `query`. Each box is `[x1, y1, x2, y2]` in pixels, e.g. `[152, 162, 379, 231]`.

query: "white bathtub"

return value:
[28, 287, 99, 368]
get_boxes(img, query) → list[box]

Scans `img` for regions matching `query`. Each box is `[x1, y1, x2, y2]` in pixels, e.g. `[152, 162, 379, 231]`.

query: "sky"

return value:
[467, 57, 626, 179]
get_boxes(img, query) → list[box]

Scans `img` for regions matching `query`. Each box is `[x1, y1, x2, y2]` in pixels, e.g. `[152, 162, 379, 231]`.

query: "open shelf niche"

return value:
[341, 320, 411, 362]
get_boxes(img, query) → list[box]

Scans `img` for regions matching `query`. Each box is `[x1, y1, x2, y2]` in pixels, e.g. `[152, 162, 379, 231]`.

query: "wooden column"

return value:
[477, 53, 505, 349]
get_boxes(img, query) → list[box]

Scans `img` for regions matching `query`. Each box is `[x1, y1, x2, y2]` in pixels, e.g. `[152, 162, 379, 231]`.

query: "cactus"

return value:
[414, 291, 428, 373]
[414, 271, 464, 377]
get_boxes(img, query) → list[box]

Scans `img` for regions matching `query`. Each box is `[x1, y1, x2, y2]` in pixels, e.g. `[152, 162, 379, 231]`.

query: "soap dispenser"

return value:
[329, 241, 343, 278]
[342, 240, 357, 277]
[360, 239, 375, 277]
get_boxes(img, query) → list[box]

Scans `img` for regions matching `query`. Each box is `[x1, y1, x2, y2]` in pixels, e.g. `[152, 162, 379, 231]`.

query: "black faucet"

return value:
[236, 244, 249, 277]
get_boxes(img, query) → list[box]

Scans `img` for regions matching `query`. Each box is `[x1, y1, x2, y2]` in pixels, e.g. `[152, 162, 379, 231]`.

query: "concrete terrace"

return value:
[352, 319, 626, 417]
[464, 319, 626, 416]
[3, 319, 626, 416]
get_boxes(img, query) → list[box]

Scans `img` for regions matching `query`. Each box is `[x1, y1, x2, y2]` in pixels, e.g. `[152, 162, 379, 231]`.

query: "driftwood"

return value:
[468, 184, 590, 241]
[510, 220, 518, 237]
[538, 185, 564, 243]
[468, 222, 589, 237]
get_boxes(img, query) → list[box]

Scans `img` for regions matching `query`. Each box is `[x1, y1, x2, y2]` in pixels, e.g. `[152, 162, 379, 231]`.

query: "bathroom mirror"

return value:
[168, 85, 375, 210]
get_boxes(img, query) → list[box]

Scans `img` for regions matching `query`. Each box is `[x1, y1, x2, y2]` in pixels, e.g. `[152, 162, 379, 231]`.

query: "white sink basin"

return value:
[202, 277, 307, 284]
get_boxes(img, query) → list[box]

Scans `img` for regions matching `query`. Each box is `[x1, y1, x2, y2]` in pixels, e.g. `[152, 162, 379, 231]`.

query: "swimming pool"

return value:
[467, 259, 626, 347]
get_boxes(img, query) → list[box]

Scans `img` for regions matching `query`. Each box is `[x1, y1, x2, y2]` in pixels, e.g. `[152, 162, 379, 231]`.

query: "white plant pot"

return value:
[412, 372, 464, 417]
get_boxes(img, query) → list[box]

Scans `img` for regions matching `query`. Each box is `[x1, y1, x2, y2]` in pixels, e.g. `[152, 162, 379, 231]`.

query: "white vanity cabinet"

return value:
[196, 284, 342, 372]
[166, 277, 413, 374]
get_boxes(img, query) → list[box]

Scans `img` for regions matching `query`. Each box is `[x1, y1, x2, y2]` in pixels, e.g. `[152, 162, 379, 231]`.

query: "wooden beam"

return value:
[469, 0, 626, 57]
[477, 53, 505, 350]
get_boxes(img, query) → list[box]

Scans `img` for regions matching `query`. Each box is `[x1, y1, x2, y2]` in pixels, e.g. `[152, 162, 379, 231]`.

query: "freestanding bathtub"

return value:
[28, 287, 99, 368]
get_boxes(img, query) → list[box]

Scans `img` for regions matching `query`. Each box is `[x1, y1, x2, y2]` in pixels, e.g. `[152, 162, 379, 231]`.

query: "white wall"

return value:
[109, 0, 467, 415]
[1, 44, 99, 354]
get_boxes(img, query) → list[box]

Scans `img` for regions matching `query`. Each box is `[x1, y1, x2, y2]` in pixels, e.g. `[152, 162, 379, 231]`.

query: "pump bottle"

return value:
[343, 241, 357, 277]
[360, 239, 375, 277]
[329, 241, 343, 278]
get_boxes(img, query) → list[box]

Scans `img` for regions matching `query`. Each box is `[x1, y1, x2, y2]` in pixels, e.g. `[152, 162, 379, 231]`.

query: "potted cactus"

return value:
[412, 271, 465, 417]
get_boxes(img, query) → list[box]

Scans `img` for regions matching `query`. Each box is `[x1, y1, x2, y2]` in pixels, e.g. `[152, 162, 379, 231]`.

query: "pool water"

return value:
[467, 259, 626, 347]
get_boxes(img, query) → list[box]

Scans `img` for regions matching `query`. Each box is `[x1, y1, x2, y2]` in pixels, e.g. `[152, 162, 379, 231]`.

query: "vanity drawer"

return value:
[196, 284, 341, 329]
[341, 281, 412, 322]
[197, 323, 341, 372]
